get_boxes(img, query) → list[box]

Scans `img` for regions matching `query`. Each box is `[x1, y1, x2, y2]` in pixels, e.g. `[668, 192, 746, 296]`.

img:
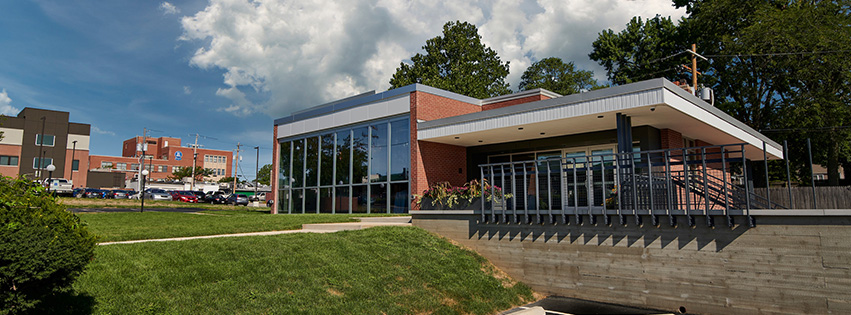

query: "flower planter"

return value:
[420, 197, 484, 210]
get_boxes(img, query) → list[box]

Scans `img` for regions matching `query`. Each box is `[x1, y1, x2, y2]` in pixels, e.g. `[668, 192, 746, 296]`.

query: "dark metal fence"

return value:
[479, 144, 788, 227]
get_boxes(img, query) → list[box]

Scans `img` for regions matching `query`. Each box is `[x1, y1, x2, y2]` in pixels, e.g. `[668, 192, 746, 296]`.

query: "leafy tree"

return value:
[256, 164, 272, 185]
[518, 57, 602, 95]
[169, 166, 213, 181]
[0, 176, 96, 313]
[389, 21, 511, 98]
[218, 176, 244, 184]
[589, 15, 686, 86]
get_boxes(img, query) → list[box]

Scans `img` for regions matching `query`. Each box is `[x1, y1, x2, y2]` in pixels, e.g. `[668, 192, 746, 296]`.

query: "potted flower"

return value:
[415, 179, 511, 210]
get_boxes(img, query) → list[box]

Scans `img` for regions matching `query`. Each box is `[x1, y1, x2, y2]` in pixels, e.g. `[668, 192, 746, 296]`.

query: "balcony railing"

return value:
[479, 144, 786, 227]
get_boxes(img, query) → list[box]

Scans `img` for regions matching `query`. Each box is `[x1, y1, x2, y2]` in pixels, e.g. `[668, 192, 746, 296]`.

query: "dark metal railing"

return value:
[480, 144, 787, 227]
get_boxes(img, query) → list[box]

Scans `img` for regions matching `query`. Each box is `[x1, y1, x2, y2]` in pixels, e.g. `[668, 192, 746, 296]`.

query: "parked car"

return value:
[205, 191, 228, 204]
[72, 187, 85, 198]
[190, 191, 206, 200]
[82, 188, 107, 198]
[43, 178, 73, 196]
[143, 188, 172, 201]
[173, 191, 199, 203]
[109, 189, 133, 199]
[249, 192, 266, 202]
[226, 193, 249, 206]
[266, 199, 274, 208]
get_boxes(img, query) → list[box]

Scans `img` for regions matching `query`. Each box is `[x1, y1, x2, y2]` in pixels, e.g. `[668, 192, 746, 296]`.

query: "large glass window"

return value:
[390, 120, 410, 181]
[276, 116, 410, 215]
[306, 137, 319, 187]
[336, 130, 351, 185]
[370, 123, 388, 182]
[34, 157, 53, 169]
[352, 127, 369, 184]
[320, 134, 334, 186]
[0, 156, 18, 166]
[36, 134, 55, 146]
[292, 139, 304, 188]
[71, 159, 79, 171]
[279, 142, 291, 188]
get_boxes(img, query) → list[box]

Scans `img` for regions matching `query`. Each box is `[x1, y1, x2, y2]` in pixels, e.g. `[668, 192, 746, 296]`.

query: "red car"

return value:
[173, 190, 199, 203]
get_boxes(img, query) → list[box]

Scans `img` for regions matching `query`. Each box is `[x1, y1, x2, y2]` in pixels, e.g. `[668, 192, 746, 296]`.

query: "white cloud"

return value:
[92, 126, 116, 136]
[183, 85, 192, 94]
[181, 0, 684, 117]
[159, 2, 180, 15]
[0, 89, 20, 116]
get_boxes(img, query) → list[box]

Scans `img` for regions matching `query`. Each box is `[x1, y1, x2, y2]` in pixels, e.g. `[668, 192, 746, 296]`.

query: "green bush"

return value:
[0, 176, 97, 314]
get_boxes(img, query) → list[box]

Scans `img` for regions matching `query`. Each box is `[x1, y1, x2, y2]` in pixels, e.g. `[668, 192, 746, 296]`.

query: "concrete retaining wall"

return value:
[412, 213, 851, 314]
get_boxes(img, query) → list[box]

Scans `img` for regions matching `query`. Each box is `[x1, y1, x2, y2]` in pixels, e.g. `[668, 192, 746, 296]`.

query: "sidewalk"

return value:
[98, 216, 412, 245]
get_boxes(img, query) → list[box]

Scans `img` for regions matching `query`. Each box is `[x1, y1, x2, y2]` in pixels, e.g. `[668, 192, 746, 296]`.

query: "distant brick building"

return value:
[0, 108, 90, 187]
[89, 136, 233, 183]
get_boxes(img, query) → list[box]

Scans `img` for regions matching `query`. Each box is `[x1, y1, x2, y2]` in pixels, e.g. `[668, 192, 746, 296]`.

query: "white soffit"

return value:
[277, 94, 410, 139]
[418, 81, 783, 160]
[0, 128, 23, 145]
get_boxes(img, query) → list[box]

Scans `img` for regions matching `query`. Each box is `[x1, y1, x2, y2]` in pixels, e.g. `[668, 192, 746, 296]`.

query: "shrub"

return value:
[415, 179, 511, 208]
[0, 176, 97, 314]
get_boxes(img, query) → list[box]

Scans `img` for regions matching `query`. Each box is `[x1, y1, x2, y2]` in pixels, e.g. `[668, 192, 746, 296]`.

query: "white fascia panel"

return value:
[0, 128, 23, 145]
[663, 89, 783, 159]
[67, 134, 90, 150]
[418, 89, 663, 140]
[277, 94, 410, 140]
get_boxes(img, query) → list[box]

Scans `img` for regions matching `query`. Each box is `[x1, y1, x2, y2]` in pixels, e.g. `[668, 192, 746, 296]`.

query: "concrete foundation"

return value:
[413, 213, 851, 314]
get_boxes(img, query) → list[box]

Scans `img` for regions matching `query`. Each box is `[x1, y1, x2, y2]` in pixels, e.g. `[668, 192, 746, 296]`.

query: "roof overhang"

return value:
[417, 79, 783, 160]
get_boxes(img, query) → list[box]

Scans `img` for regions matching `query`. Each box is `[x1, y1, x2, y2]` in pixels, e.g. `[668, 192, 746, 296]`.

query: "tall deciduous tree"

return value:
[518, 57, 601, 95]
[589, 15, 686, 86]
[169, 166, 213, 181]
[389, 21, 511, 98]
[257, 164, 272, 185]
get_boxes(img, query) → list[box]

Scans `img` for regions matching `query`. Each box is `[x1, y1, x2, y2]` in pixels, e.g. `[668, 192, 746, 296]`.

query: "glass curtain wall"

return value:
[278, 116, 410, 214]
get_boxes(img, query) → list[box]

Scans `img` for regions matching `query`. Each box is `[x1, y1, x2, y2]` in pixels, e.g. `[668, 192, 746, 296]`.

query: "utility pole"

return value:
[191, 133, 199, 191]
[254, 146, 259, 196]
[691, 43, 698, 95]
[233, 143, 241, 194]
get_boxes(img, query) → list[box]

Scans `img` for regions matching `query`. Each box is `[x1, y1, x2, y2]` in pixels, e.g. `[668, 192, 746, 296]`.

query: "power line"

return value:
[705, 50, 851, 58]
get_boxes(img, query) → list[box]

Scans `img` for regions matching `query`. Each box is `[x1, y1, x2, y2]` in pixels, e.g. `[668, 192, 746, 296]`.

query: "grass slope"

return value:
[74, 227, 533, 314]
[79, 211, 367, 242]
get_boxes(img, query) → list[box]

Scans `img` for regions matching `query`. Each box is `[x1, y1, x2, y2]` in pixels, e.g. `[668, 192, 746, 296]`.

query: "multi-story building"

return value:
[89, 136, 233, 182]
[0, 108, 90, 187]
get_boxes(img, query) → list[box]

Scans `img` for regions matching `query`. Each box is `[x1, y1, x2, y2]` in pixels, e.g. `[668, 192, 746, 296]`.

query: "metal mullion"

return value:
[367, 126, 371, 214]
[386, 122, 391, 214]
[332, 133, 336, 214]
[302, 140, 307, 213]
[288, 141, 294, 214]
[349, 129, 353, 214]
[316, 137, 321, 214]
[763, 141, 770, 209]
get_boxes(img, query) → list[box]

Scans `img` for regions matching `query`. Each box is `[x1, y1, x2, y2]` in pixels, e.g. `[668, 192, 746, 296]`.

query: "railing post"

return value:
[602, 158, 610, 225]
[587, 157, 595, 225]
[547, 159, 553, 224]
[702, 147, 713, 227]
[535, 161, 541, 224]
[512, 162, 518, 223]
[631, 151, 640, 225]
[784, 140, 792, 209]
[481, 165, 486, 223]
[560, 157, 567, 224]
[489, 165, 496, 224]
[664, 150, 674, 226]
[763, 141, 771, 209]
[573, 157, 580, 224]
[743, 144, 754, 227]
[807, 138, 816, 209]
[648, 152, 657, 226]
[722, 146, 732, 227]
[616, 152, 624, 225]
[683, 148, 693, 226]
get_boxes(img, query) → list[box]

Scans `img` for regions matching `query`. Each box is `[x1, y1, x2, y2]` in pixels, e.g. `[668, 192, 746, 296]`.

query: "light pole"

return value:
[38, 116, 46, 181]
[140, 169, 149, 213]
[46, 164, 56, 193]
[70, 140, 77, 188]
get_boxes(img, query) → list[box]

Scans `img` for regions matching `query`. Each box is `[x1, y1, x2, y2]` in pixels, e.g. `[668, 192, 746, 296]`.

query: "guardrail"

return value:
[479, 144, 787, 227]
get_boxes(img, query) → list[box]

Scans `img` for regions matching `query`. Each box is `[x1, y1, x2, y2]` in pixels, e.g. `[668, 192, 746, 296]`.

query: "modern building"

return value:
[270, 78, 782, 215]
[89, 136, 233, 183]
[0, 108, 90, 187]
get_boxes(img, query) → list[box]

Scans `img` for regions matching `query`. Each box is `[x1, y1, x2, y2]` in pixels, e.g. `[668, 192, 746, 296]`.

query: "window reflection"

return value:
[390, 120, 409, 181]
[292, 139, 304, 188]
[352, 127, 369, 184]
[370, 123, 388, 182]
[306, 137, 319, 187]
[320, 134, 334, 186]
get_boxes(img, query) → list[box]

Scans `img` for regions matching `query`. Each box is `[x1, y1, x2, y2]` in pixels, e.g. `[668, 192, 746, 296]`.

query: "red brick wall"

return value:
[481, 95, 551, 111]
[270, 125, 278, 214]
[660, 129, 684, 149]
[410, 91, 481, 209]
[0, 144, 21, 177]
[64, 149, 88, 188]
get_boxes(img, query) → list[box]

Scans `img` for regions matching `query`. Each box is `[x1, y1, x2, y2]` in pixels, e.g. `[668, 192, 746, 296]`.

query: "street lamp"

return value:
[140, 169, 149, 213]
[46, 164, 56, 193]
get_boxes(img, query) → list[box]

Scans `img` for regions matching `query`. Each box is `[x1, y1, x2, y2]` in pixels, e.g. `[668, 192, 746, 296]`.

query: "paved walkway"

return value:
[98, 216, 412, 245]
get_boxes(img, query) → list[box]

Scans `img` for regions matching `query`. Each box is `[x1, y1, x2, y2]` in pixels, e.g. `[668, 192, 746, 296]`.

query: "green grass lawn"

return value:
[59, 197, 261, 210]
[68, 227, 533, 314]
[78, 211, 390, 242]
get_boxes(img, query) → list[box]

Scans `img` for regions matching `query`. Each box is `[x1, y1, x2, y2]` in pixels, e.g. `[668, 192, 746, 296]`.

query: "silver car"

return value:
[143, 188, 172, 201]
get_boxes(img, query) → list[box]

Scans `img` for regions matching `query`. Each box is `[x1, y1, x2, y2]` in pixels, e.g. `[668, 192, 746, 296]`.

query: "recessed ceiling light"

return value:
[518, 127, 524, 130]
[478, 140, 483, 143]
[597, 115, 604, 119]
[454, 136, 460, 139]
[540, 132, 546, 135]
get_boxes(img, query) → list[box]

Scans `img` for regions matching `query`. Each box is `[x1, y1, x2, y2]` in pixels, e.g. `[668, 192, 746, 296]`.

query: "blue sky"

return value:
[0, 0, 683, 181]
